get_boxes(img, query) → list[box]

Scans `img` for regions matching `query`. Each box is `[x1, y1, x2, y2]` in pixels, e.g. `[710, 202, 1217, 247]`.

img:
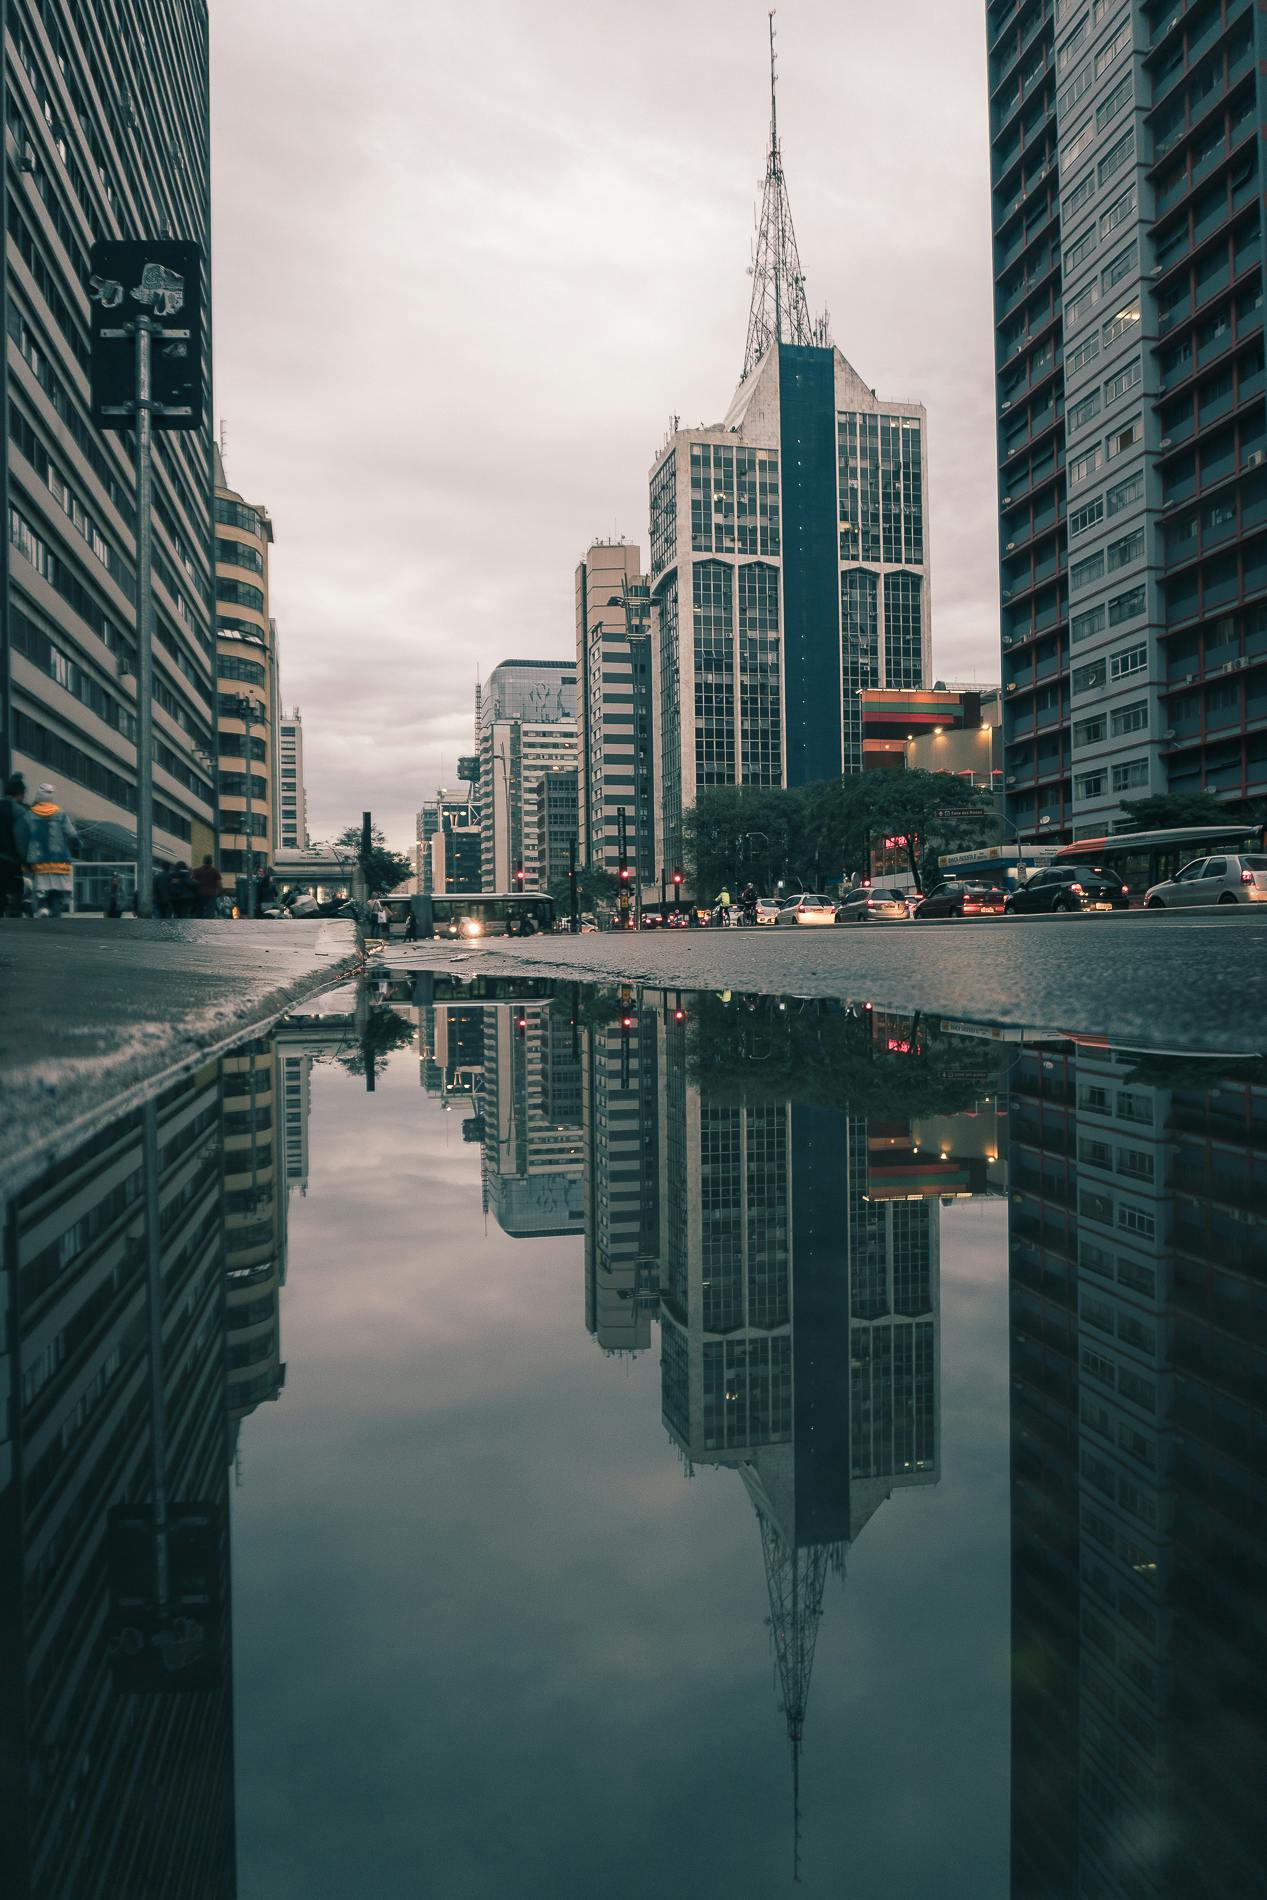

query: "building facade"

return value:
[278, 706, 307, 850]
[575, 540, 656, 884]
[476, 658, 576, 890]
[990, 0, 1267, 839]
[650, 346, 931, 870]
[214, 451, 279, 886]
[1, 1, 217, 881]
[416, 789, 480, 895]
[534, 765, 578, 893]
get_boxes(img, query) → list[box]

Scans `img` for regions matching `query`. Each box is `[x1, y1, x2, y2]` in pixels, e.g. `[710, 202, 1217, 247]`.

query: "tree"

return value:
[1117, 791, 1240, 832]
[548, 864, 618, 918]
[332, 823, 413, 898]
[683, 785, 813, 895]
[803, 770, 994, 889]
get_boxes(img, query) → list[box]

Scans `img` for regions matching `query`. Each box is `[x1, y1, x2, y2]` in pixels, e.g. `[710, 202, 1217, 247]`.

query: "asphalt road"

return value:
[379, 908, 1267, 1054]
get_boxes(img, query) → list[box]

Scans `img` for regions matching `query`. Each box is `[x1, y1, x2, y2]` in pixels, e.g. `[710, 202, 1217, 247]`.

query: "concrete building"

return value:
[476, 659, 576, 890]
[856, 683, 1005, 786]
[650, 352, 932, 870]
[214, 451, 279, 889]
[222, 1035, 287, 1423]
[581, 1010, 661, 1355]
[534, 765, 578, 893]
[990, 0, 1267, 839]
[575, 541, 656, 884]
[480, 1003, 584, 1238]
[1, 1, 217, 887]
[416, 789, 480, 895]
[278, 707, 308, 850]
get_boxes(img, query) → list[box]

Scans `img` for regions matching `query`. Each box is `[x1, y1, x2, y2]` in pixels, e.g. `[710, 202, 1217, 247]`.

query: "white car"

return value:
[774, 892, 837, 926]
[835, 886, 912, 923]
[755, 897, 780, 925]
[1144, 852, 1267, 907]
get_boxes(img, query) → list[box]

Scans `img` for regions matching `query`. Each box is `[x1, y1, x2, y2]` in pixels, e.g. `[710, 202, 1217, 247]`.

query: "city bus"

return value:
[389, 892, 556, 939]
[1054, 823, 1267, 900]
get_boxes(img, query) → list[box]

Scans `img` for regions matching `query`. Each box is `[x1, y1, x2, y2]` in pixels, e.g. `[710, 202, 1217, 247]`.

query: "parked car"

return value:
[913, 879, 1007, 919]
[835, 886, 912, 923]
[774, 893, 838, 926]
[1005, 864, 1130, 914]
[1144, 852, 1267, 908]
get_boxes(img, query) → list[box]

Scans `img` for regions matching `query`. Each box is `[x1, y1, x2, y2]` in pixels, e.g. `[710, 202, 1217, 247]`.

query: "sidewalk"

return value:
[0, 919, 360, 1195]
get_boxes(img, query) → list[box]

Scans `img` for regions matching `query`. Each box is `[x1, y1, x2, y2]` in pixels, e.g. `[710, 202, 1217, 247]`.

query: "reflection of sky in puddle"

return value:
[6, 984, 1264, 1898]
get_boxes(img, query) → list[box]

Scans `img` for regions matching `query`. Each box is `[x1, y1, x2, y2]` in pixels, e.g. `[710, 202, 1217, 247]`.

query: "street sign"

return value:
[88, 239, 203, 430]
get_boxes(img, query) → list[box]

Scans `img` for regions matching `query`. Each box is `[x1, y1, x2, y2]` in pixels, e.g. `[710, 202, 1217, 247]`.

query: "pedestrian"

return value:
[153, 866, 173, 918]
[372, 897, 389, 936]
[1, 772, 30, 919]
[26, 783, 79, 917]
[191, 854, 222, 918]
[713, 884, 732, 926]
[105, 875, 123, 918]
[167, 861, 197, 918]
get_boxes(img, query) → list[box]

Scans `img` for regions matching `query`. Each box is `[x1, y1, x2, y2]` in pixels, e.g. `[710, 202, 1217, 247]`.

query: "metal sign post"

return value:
[89, 241, 203, 922]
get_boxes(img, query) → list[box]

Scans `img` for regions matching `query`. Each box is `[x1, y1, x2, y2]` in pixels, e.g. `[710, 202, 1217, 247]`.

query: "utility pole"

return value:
[89, 241, 203, 919]
[617, 806, 631, 929]
[568, 835, 579, 933]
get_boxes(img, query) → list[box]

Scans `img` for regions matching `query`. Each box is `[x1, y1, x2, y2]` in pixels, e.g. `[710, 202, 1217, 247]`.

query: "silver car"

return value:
[1144, 852, 1267, 908]
[835, 886, 912, 923]
[774, 892, 837, 926]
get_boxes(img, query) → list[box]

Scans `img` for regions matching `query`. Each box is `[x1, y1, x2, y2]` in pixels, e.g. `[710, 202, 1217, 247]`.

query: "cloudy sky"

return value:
[210, 0, 997, 851]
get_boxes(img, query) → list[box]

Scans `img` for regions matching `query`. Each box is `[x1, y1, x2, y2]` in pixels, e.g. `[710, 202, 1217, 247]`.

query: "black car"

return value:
[912, 879, 1007, 919]
[1005, 865, 1130, 914]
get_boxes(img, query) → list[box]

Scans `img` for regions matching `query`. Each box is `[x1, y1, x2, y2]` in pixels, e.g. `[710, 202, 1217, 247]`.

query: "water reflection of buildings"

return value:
[0, 1066, 236, 1899]
[480, 1005, 584, 1239]
[1008, 1041, 1267, 1898]
[223, 1039, 289, 1425]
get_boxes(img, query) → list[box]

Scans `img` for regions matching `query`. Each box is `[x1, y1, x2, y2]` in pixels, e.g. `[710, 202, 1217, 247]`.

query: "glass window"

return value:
[1070, 494, 1105, 537]
[1095, 74, 1133, 133]
[1110, 699, 1148, 735]
[1108, 642, 1147, 679]
[1106, 419, 1140, 460]
[1099, 184, 1136, 240]
[1107, 526, 1144, 569]
[1068, 389, 1101, 432]
[1106, 470, 1143, 515]
[1068, 333, 1100, 376]
[1065, 228, 1098, 274]
[1108, 583, 1145, 625]
[1095, 17, 1130, 75]
[1102, 302, 1141, 346]
[1111, 757, 1149, 790]
[1073, 604, 1107, 642]
[1098, 126, 1135, 185]
[1070, 550, 1105, 591]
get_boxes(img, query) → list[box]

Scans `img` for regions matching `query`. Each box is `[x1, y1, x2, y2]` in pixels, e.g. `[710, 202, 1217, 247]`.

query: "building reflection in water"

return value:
[1007, 1036, 1267, 1899]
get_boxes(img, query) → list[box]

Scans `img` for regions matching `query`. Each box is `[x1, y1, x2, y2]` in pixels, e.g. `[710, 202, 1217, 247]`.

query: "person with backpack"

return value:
[26, 783, 79, 917]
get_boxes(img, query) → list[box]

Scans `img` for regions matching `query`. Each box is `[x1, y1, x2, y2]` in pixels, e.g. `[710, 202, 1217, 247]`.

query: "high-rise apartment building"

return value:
[214, 449, 279, 886]
[476, 658, 576, 889]
[575, 541, 656, 883]
[990, 0, 1267, 838]
[480, 1003, 584, 1237]
[278, 706, 308, 849]
[649, 83, 930, 870]
[534, 765, 578, 892]
[1, 2, 216, 879]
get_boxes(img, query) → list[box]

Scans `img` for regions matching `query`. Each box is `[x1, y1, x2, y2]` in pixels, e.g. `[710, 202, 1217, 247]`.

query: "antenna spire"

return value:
[743, 11, 829, 380]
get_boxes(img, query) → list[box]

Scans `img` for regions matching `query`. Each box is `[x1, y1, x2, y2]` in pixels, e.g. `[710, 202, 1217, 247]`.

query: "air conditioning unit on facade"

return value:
[1182, 672, 1197, 684]
[1162, 728, 1177, 740]
[1160, 437, 1173, 449]
[1246, 450, 1264, 469]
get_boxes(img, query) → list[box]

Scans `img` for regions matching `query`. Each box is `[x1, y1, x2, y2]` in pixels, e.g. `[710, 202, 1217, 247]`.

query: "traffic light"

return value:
[514, 862, 525, 888]
[671, 869, 683, 888]
[619, 865, 632, 882]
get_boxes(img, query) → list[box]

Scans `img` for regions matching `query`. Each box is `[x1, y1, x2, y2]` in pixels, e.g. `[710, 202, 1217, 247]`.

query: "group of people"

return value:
[151, 856, 224, 918]
[0, 774, 80, 918]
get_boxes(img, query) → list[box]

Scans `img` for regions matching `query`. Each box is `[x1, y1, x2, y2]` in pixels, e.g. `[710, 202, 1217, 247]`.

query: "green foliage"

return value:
[548, 864, 618, 916]
[684, 771, 995, 893]
[333, 823, 414, 898]
[1117, 791, 1242, 833]
[334, 1005, 415, 1077]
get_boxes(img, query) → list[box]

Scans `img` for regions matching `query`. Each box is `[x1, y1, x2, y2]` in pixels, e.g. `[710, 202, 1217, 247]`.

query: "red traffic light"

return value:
[619, 866, 632, 881]
[516, 1016, 528, 1030]
[671, 870, 683, 886]
[620, 1015, 635, 1029]
[673, 1008, 686, 1022]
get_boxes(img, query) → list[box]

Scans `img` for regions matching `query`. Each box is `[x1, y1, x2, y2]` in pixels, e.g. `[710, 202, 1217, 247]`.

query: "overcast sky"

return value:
[210, 0, 997, 851]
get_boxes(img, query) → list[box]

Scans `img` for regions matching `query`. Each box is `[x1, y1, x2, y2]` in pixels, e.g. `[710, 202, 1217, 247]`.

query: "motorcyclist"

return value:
[739, 881, 758, 925]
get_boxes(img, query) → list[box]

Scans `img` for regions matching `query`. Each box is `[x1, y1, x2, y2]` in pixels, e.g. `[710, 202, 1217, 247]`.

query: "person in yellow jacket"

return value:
[26, 782, 80, 917]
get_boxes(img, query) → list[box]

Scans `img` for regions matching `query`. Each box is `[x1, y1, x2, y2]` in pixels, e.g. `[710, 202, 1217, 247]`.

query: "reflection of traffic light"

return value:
[620, 1014, 635, 1029]
[673, 1007, 686, 1023]
[516, 1015, 528, 1033]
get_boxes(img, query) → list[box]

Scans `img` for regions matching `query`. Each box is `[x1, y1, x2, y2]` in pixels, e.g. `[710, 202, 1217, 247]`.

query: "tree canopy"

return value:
[683, 770, 996, 893]
[1117, 791, 1246, 833]
[333, 823, 414, 897]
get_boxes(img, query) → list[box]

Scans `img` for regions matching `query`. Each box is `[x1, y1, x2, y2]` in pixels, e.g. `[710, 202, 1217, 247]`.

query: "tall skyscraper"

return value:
[416, 789, 480, 894]
[476, 658, 576, 890]
[278, 707, 308, 849]
[575, 541, 656, 884]
[650, 50, 930, 870]
[990, 1, 1267, 839]
[1, 3, 216, 879]
[480, 1003, 584, 1239]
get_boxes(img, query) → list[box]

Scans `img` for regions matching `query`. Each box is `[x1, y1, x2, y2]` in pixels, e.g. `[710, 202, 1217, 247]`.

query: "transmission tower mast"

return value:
[742, 12, 828, 381]
[757, 1509, 843, 1883]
